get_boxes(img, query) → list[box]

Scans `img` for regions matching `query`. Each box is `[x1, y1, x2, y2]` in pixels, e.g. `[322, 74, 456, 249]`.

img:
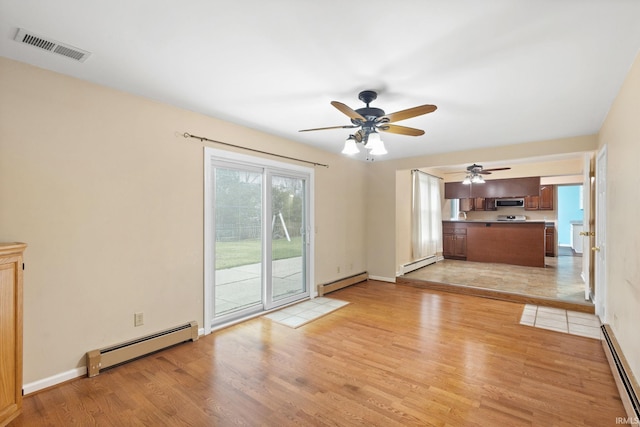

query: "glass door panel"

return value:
[214, 166, 263, 318]
[270, 174, 307, 303]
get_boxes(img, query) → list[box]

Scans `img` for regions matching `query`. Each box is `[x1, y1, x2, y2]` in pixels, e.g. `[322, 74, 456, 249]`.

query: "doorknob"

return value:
[580, 231, 595, 236]
[592, 246, 601, 252]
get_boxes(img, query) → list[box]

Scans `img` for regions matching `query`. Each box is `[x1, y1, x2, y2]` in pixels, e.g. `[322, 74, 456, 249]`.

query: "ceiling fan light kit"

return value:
[300, 90, 436, 160]
[472, 174, 485, 184]
[341, 135, 360, 155]
[459, 163, 510, 184]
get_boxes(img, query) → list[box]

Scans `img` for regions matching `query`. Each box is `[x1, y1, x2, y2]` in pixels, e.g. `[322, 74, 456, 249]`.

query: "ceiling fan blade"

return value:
[478, 171, 492, 175]
[298, 125, 358, 132]
[378, 124, 425, 136]
[379, 104, 437, 123]
[331, 101, 365, 121]
[481, 167, 511, 172]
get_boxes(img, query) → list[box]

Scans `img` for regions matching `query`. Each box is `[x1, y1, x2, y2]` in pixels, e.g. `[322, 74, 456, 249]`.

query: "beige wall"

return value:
[598, 52, 640, 381]
[0, 58, 367, 383]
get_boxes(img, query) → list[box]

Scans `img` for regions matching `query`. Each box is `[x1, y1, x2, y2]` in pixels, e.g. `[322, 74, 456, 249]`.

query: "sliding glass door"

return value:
[204, 149, 313, 330]
[267, 173, 307, 308]
[213, 165, 264, 317]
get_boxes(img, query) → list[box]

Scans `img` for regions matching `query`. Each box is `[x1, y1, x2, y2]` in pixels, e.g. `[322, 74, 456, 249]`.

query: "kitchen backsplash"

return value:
[462, 206, 556, 222]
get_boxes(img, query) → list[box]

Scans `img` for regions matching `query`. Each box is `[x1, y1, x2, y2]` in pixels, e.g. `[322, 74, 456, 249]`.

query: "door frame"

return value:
[594, 145, 607, 321]
[581, 152, 593, 300]
[203, 147, 315, 335]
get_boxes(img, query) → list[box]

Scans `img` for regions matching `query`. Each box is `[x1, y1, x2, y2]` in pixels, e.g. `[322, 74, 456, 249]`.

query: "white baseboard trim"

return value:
[23, 366, 87, 396]
[398, 255, 437, 275]
[368, 275, 396, 283]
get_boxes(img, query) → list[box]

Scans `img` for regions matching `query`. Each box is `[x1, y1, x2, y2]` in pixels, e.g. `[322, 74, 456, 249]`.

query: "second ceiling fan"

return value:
[450, 163, 512, 184]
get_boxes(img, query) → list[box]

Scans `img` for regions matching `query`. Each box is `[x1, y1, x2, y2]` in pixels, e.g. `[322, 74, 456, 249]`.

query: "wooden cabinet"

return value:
[443, 221, 545, 267]
[444, 181, 471, 199]
[524, 195, 539, 210]
[0, 243, 26, 427]
[525, 185, 554, 211]
[473, 197, 496, 211]
[443, 223, 467, 259]
[545, 226, 556, 257]
[459, 197, 497, 212]
[446, 177, 541, 200]
[466, 222, 545, 267]
[539, 185, 554, 210]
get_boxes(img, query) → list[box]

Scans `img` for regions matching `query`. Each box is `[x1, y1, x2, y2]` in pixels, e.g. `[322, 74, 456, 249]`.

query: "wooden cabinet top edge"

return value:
[0, 242, 28, 256]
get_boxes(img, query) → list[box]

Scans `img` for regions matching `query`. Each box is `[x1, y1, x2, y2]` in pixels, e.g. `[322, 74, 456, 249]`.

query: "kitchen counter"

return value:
[443, 220, 545, 267]
[444, 219, 546, 224]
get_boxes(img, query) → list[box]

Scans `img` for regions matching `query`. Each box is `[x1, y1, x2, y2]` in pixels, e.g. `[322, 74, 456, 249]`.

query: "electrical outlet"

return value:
[337, 266, 341, 273]
[134, 312, 144, 327]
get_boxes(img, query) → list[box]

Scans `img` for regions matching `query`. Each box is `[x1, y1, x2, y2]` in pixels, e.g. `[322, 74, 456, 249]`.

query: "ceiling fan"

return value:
[299, 90, 437, 155]
[448, 163, 512, 184]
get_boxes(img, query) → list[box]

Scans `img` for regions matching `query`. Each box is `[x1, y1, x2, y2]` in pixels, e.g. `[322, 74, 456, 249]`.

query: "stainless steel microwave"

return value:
[495, 198, 524, 207]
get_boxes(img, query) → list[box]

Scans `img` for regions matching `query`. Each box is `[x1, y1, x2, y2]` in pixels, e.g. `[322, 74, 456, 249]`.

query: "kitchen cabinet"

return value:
[539, 185, 554, 210]
[525, 185, 555, 211]
[444, 181, 471, 199]
[443, 221, 545, 267]
[473, 197, 497, 211]
[445, 177, 540, 199]
[545, 226, 556, 257]
[459, 197, 497, 212]
[443, 223, 467, 259]
[0, 243, 27, 427]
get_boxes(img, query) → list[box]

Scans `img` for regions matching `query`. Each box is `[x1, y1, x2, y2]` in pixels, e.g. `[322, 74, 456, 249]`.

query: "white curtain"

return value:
[412, 171, 443, 260]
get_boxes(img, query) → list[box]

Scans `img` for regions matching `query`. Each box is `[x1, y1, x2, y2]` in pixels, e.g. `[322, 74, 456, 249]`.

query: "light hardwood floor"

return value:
[12, 281, 622, 426]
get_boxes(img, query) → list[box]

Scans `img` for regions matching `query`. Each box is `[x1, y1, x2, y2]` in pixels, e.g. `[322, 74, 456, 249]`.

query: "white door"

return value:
[594, 146, 607, 321]
[581, 153, 592, 300]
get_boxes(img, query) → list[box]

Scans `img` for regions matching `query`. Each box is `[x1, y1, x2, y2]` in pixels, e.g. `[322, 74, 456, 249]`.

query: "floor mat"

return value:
[264, 297, 349, 328]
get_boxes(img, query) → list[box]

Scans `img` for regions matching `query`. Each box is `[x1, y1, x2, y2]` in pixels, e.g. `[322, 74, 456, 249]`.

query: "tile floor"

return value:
[520, 304, 601, 339]
[403, 255, 589, 304]
[264, 297, 349, 328]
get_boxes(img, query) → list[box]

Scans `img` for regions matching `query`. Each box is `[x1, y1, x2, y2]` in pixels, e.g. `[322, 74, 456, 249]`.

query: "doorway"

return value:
[204, 148, 314, 333]
[556, 185, 584, 257]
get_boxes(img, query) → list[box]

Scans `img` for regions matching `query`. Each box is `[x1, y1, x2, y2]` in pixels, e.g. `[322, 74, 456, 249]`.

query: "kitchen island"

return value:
[443, 220, 546, 268]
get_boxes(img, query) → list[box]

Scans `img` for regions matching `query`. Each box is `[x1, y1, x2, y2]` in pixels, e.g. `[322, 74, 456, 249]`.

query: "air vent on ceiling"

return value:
[13, 28, 91, 63]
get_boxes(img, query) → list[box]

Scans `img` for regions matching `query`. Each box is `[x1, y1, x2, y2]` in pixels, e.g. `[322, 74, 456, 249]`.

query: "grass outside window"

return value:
[215, 236, 303, 269]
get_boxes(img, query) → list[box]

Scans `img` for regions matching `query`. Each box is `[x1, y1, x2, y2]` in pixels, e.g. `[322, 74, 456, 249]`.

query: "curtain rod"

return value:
[183, 132, 329, 168]
[412, 169, 443, 180]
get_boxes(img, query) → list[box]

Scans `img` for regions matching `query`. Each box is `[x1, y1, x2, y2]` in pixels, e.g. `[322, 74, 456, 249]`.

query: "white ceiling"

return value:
[2, 1, 640, 161]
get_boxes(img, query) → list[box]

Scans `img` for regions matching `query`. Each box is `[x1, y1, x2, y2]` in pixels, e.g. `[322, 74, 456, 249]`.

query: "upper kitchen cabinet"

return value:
[470, 197, 497, 211]
[444, 181, 471, 199]
[525, 185, 555, 211]
[444, 177, 540, 199]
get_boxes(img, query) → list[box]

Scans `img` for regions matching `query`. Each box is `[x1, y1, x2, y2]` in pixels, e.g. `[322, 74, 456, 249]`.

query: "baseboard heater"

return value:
[601, 324, 640, 421]
[400, 255, 436, 275]
[86, 321, 199, 377]
[317, 272, 368, 296]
